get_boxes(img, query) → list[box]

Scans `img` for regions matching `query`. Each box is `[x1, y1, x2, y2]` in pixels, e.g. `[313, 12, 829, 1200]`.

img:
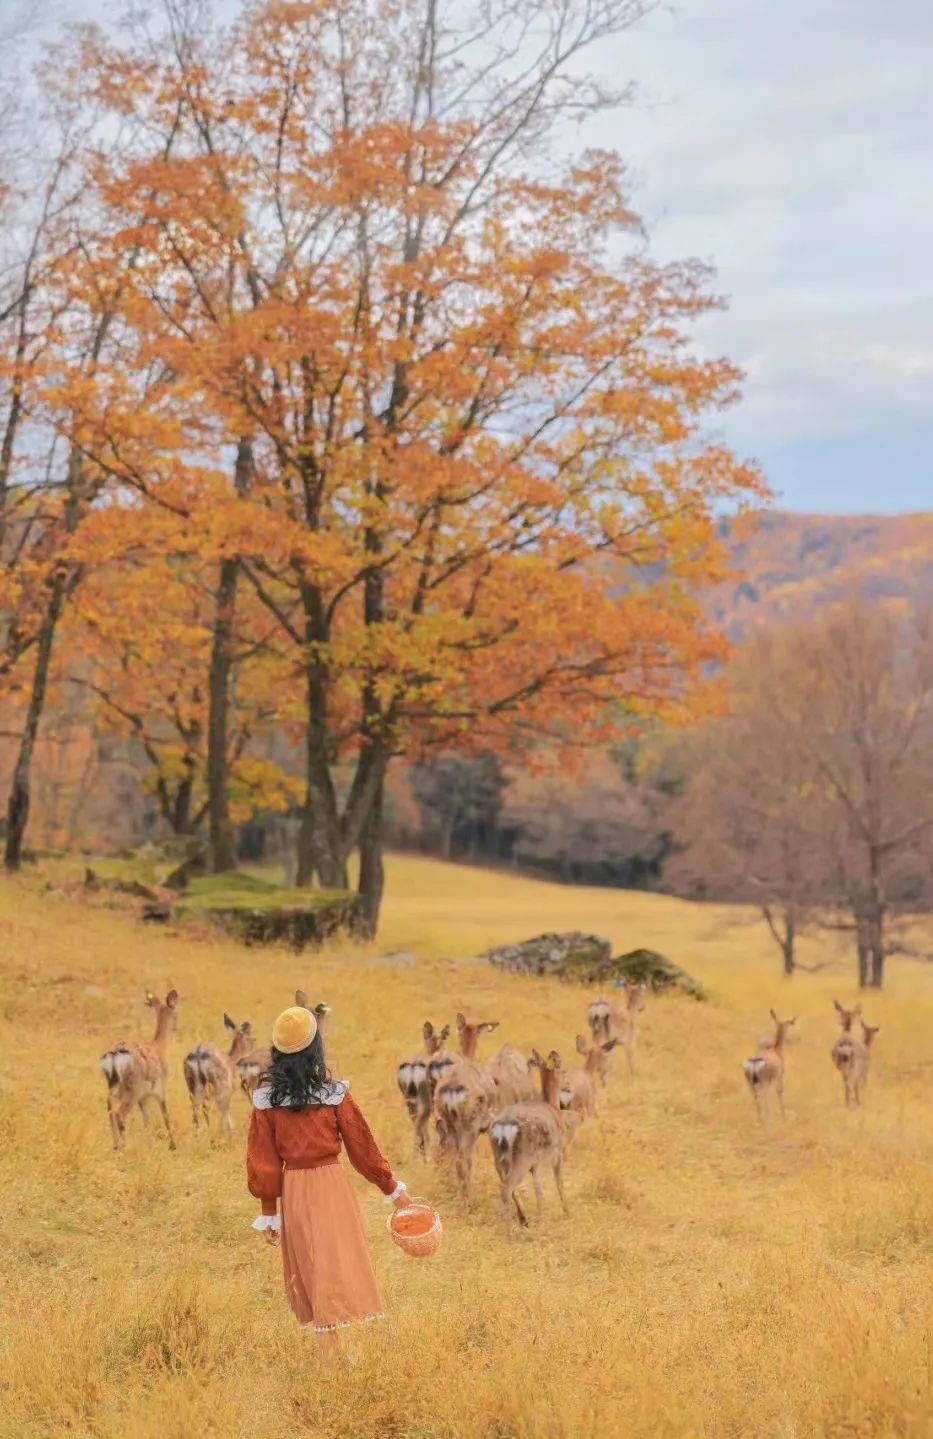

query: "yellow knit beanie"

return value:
[272, 1006, 318, 1054]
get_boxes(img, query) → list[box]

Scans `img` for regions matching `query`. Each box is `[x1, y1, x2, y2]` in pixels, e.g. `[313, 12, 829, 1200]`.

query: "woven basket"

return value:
[387, 1197, 443, 1258]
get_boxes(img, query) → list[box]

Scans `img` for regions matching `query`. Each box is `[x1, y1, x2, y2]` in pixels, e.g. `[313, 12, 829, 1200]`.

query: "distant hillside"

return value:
[711, 511, 933, 636]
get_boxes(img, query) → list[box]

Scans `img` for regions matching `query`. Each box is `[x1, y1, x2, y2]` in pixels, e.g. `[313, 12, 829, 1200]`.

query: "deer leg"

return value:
[777, 1079, 786, 1119]
[108, 1097, 125, 1150]
[553, 1155, 569, 1216]
[500, 1185, 513, 1240]
[156, 1098, 176, 1151]
[532, 1165, 545, 1222]
[138, 1100, 150, 1128]
[624, 1041, 635, 1079]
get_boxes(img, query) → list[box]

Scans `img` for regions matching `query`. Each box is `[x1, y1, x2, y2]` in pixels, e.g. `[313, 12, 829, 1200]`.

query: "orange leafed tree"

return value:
[63, 0, 764, 932]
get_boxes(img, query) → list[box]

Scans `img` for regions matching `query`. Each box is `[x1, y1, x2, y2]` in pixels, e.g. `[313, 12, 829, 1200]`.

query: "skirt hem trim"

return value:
[299, 1311, 385, 1335]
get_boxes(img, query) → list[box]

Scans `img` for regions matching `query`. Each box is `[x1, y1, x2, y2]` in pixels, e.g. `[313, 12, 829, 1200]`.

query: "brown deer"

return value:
[586, 980, 646, 1078]
[99, 989, 179, 1150]
[830, 998, 861, 1104]
[833, 1011, 880, 1108]
[396, 1021, 451, 1158]
[489, 1049, 568, 1239]
[743, 1009, 796, 1123]
[184, 1014, 254, 1131]
[432, 1013, 500, 1198]
[559, 1034, 620, 1122]
[236, 992, 330, 1094]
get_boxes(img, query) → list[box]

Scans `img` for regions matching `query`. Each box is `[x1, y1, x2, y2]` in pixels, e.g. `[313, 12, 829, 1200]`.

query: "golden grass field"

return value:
[1, 854, 931, 1439]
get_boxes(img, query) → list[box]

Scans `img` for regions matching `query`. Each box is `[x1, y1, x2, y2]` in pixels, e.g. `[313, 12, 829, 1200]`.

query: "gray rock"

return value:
[484, 931, 612, 977]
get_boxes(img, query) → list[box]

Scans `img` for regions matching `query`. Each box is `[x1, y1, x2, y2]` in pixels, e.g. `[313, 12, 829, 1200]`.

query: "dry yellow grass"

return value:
[0, 855, 931, 1439]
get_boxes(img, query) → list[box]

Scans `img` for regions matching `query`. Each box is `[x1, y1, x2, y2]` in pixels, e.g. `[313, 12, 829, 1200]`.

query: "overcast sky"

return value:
[20, 0, 933, 515]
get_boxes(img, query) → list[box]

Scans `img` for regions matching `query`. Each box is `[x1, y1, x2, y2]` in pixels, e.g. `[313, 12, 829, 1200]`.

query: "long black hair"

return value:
[265, 1033, 331, 1109]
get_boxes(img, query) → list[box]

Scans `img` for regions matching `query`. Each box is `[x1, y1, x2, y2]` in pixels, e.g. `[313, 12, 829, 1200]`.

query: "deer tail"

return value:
[489, 1116, 520, 1179]
[99, 1047, 133, 1088]
[184, 1046, 212, 1094]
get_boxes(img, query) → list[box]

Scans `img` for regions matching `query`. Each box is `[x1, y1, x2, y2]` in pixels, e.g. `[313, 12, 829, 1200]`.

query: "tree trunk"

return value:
[354, 776, 385, 938]
[206, 437, 252, 874]
[783, 924, 795, 975]
[4, 569, 67, 871]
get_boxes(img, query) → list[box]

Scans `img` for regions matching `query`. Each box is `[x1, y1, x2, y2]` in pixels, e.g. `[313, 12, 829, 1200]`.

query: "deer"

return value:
[396, 1021, 451, 1158]
[832, 1005, 880, 1108]
[586, 979, 646, 1078]
[236, 992, 330, 1094]
[489, 1049, 568, 1240]
[743, 1009, 796, 1123]
[432, 1013, 500, 1199]
[184, 1014, 254, 1131]
[98, 989, 179, 1150]
[559, 1034, 620, 1123]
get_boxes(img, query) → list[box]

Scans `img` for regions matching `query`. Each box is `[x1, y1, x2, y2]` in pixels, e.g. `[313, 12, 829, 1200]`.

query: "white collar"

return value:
[252, 1079, 348, 1109]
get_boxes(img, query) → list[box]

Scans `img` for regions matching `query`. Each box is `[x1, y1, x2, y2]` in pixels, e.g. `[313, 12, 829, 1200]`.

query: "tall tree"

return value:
[66, 0, 761, 933]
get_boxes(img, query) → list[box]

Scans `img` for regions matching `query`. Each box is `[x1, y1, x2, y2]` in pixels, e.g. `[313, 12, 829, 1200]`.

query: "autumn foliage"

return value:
[0, 0, 762, 928]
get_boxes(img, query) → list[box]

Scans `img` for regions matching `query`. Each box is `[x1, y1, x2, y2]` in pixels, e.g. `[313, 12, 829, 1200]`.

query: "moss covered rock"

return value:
[484, 931, 612, 977]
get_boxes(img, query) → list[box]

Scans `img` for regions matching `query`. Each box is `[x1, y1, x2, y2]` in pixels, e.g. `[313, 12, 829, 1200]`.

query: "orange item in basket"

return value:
[387, 1198, 443, 1257]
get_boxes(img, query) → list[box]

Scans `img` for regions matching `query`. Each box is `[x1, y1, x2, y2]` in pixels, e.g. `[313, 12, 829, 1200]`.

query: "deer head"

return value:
[423, 1021, 451, 1056]
[456, 1012, 499, 1059]
[833, 999, 861, 1032]
[769, 1009, 796, 1048]
[146, 989, 178, 1041]
[860, 1022, 880, 1047]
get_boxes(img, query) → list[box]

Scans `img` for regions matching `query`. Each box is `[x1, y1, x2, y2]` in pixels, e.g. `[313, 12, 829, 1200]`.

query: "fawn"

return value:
[832, 1003, 880, 1107]
[397, 1020, 451, 1158]
[743, 1009, 796, 1123]
[184, 1014, 254, 1131]
[432, 1013, 500, 1199]
[586, 980, 646, 1077]
[489, 1049, 568, 1239]
[99, 989, 179, 1149]
[560, 1034, 619, 1122]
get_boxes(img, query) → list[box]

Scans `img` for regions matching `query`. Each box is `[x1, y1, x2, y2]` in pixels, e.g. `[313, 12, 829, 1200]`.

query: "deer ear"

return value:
[576, 1034, 589, 1055]
[832, 998, 843, 1013]
[479, 1020, 500, 1034]
[439, 1025, 451, 1042]
[456, 1013, 467, 1031]
[548, 1051, 562, 1070]
[530, 1048, 543, 1068]
[165, 989, 178, 1009]
[240, 1021, 252, 1036]
[769, 1008, 779, 1024]
[603, 1038, 620, 1053]
[295, 989, 309, 1008]
[423, 1021, 435, 1042]
[223, 1013, 236, 1032]
[145, 991, 157, 1007]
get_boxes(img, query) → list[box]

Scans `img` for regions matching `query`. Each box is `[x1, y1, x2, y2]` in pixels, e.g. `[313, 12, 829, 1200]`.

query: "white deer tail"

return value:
[184, 1046, 213, 1094]
[99, 1046, 134, 1088]
[489, 1117, 520, 1178]
[743, 1056, 765, 1087]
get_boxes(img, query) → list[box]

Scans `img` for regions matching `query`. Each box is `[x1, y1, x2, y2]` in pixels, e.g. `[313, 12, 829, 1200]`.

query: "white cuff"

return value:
[384, 1181, 407, 1204]
[251, 1213, 281, 1231]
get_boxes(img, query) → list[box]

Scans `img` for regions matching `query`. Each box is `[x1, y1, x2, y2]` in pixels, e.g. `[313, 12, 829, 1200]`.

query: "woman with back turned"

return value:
[246, 1005, 406, 1360]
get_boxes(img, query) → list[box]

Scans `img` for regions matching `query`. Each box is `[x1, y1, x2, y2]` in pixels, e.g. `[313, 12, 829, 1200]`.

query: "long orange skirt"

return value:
[280, 1163, 384, 1333]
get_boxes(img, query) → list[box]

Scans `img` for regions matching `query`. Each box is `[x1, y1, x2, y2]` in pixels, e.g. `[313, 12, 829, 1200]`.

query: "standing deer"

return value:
[560, 1034, 619, 1122]
[833, 1008, 880, 1108]
[489, 1049, 568, 1239]
[184, 1014, 254, 1131]
[830, 998, 861, 1105]
[432, 1013, 500, 1199]
[99, 989, 179, 1150]
[586, 980, 646, 1077]
[743, 1009, 796, 1123]
[396, 1021, 451, 1158]
[236, 992, 330, 1094]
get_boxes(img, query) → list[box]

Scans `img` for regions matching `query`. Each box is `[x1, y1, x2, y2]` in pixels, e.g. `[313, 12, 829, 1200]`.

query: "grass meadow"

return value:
[0, 854, 931, 1438]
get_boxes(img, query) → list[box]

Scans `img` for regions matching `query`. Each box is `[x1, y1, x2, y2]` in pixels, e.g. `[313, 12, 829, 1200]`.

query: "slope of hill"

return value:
[711, 510, 933, 636]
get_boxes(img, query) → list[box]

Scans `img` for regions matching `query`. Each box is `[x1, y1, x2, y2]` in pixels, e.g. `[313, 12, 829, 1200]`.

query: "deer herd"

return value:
[98, 980, 881, 1239]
